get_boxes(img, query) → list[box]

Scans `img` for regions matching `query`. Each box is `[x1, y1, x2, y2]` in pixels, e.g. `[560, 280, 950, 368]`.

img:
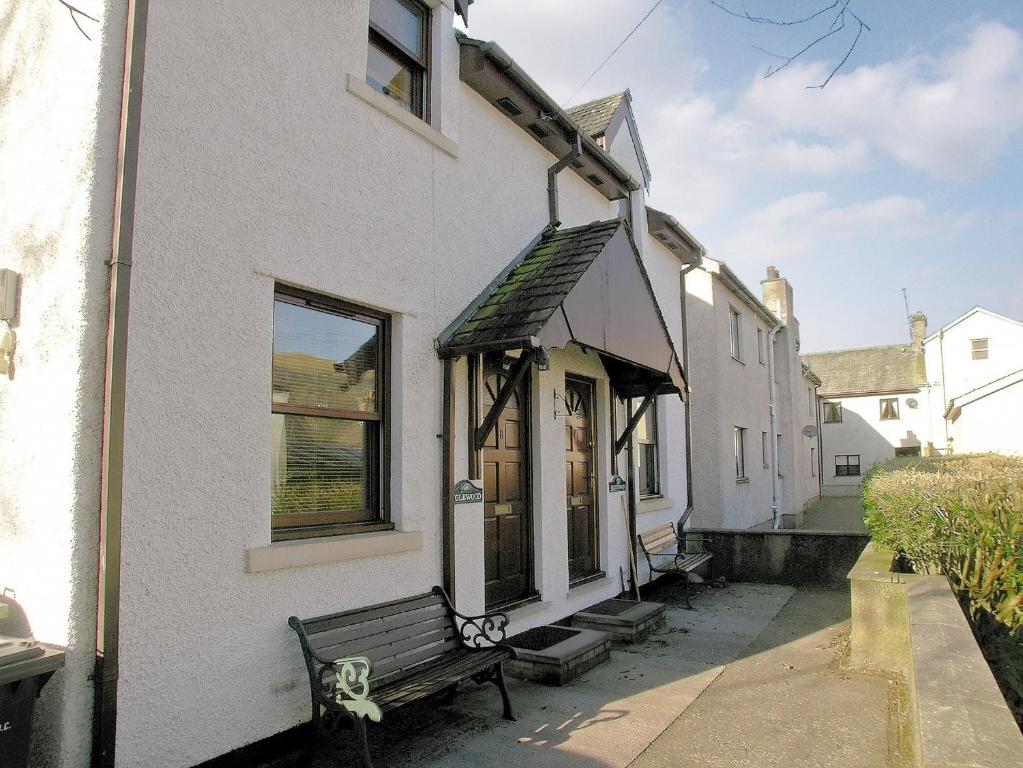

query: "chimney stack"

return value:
[911, 312, 927, 352]
[761, 266, 793, 324]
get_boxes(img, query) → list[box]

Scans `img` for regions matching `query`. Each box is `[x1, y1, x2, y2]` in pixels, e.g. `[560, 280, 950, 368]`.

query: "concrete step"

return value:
[571, 598, 666, 644]
[505, 625, 612, 685]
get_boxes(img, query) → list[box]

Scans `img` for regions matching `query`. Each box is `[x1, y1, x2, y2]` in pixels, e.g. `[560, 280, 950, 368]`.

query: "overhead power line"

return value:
[564, 0, 664, 106]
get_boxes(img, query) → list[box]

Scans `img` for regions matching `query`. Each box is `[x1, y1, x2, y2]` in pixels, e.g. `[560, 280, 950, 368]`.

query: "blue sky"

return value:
[459, 1, 1023, 352]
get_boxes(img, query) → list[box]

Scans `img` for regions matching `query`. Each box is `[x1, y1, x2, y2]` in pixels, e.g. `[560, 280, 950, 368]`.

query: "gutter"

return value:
[767, 321, 783, 530]
[715, 262, 778, 326]
[94, 2, 148, 766]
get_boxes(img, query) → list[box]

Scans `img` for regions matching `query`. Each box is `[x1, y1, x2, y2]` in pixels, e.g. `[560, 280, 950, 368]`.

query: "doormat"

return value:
[508, 625, 579, 651]
[580, 598, 640, 616]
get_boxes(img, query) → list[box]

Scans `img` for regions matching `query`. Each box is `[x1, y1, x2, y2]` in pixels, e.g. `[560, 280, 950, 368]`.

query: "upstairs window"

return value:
[729, 307, 742, 361]
[971, 338, 989, 360]
[368, 0, 429, 120]
[880, 397, 900, 421]
[823, 402, 842, 423]
[757, 327, 765, 363]
[761, 431, 769, 468]
[271, 287, 390, 540]
[635, 401, 660, 497]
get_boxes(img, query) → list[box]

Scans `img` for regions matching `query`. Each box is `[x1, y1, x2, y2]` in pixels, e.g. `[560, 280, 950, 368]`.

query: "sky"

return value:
[457, 1, 1023, 353]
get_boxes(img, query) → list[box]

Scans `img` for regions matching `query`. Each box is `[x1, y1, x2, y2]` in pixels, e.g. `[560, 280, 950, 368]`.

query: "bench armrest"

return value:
[432, 586, 512, 651]
[319, 656, 382, 723]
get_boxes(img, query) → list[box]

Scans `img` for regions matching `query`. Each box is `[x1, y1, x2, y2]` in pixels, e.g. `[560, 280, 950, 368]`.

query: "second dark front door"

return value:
[565, 376, 599, 582]
[483, 357, 533, 609]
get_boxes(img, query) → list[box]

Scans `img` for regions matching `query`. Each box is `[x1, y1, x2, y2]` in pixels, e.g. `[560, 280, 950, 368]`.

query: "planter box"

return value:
[848, 543, 1023, 768]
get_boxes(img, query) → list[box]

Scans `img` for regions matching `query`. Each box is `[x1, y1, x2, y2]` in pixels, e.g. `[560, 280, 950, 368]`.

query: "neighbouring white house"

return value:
[804, 306, 1023, 495]
[2, 3, 832, 767]
[686, 262, 821, 528]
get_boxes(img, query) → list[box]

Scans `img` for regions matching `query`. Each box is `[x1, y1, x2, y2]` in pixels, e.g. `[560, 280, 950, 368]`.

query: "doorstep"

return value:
[505, 625, 612, 686]
[571, 598, 666, 644]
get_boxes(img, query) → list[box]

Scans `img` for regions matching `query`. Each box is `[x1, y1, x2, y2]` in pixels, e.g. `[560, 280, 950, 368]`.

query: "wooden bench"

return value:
[638, 522, 713, 609]
[289, 586, 515, 768]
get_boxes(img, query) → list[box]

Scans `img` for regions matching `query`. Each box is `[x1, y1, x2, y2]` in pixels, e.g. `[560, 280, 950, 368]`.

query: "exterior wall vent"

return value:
[527, 122, 551, 139]
[571, 159, 585, 169]
[495, 97, 523, 117]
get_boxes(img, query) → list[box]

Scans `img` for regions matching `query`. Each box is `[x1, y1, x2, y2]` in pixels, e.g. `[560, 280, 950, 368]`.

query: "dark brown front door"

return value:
[565, 376, 599, 582]
[483, 358, 533, 609]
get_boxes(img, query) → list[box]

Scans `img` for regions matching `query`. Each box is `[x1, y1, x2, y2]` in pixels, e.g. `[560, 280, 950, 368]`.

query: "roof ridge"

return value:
[803, 343, 912, 356]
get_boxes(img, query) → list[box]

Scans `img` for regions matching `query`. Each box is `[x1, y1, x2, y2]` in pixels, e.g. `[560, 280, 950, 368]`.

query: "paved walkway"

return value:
[801, 496, 868, 533]
[283, 576, 895, 768]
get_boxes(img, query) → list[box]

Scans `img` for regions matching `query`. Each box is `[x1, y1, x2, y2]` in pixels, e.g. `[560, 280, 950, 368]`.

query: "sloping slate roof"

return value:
[802, 345, 926, 396]
[444, 220, 622, 351]
[566, 92, 627, 139]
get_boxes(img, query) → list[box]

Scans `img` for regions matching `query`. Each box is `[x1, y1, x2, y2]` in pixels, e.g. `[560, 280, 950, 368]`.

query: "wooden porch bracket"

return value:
[614, 384, 659, 455]
[474, 349, 537, 449]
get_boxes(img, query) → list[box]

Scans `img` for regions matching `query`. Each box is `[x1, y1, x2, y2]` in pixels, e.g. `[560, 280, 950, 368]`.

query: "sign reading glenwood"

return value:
[453, 480, 483, 504]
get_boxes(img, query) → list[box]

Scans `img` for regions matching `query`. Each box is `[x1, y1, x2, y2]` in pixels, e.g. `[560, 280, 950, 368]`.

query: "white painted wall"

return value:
[0, 3, 126, 766]
[819, 392, 928, 494]
[948, 375, 1023, 456]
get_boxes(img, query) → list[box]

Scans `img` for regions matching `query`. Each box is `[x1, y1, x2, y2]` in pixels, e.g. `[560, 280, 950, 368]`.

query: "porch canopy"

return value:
[438, 219, 686, 400]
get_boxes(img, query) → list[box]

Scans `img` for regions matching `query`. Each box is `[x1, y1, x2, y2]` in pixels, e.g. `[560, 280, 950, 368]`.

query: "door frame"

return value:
[565, 373, 601, 585]
[481, 354, 537, 611]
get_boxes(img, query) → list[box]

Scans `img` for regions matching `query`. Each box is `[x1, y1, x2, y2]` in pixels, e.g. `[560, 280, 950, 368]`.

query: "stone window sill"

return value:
[245, 529, 423, 573]
[346, 74, 458, 158]
[566, 574, 614, 598]
[638, 496, 674, 514]
[736, 477, 750, 484]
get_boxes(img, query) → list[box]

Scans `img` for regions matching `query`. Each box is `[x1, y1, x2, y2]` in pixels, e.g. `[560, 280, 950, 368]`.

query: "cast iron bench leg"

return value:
[683, 571, 693, 610]
[441, 682, 459, 705]
[494, 662, 515, 721]
[354, 715, 374, 768]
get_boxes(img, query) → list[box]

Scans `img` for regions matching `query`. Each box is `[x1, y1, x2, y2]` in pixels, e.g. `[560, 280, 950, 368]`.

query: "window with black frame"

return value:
[835, 454, 861, 476]
[270, 287, 389, 539]
[822, 401, 842, 423]
[367, 0, 430, 119]
[879, 397, 900, 421]
[635, 401, 660, 496]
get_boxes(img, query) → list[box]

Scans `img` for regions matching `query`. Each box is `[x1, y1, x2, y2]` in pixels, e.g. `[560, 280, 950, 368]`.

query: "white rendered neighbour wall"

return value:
[0, 4, 125, 766]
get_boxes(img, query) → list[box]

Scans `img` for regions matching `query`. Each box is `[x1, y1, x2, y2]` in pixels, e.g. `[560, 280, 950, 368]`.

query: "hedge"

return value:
[863, 454, 1023, 726]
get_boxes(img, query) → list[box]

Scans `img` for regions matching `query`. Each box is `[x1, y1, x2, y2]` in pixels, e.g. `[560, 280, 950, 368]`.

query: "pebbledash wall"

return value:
[110, 2, 690, 766]
[0, 3, 126, 766]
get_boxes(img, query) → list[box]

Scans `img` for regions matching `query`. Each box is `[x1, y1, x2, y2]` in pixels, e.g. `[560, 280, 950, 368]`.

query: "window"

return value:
[757, 327, 765, 363]
[808, 386, 815, 415]
[895, 446, 921, 458]
[971, 338, 989, 360]
[367, 0, 429, 119]
[879, 397, 900, 421]
[822, 401, 842, 423]
[776, 434, 782, 477]
[734, 426, 747, 479]
[761, 431, 769, 468]
[271, 287, 389, 539]
[811, 446, 817, 477]
[729, 307, 742, 361]
[635, 400, 659, 497]
[835, 455, 861, 476]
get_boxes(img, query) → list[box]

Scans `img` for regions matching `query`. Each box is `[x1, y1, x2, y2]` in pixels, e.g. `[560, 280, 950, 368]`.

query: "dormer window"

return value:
[368, 0, 429, 120]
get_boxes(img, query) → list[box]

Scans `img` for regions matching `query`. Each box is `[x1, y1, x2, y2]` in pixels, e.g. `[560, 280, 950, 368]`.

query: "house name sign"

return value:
[453, 480, 483, 504]
[609, 475, 627, 493]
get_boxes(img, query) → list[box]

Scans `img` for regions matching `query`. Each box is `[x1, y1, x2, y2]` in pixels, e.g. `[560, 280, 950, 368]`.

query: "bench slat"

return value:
[319, 618, 456, 663]
[308, 603, 449, 652]
[302, 592, 445, 635]
[373, 649, 506, 710]
[371, 636, 465, 685]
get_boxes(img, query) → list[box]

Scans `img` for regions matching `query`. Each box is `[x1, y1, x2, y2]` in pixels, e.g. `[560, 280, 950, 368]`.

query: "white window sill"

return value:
[638, 496, 674, 514]
[566, 575, 614, 598]
[245, 529, 423, 573]
[346, 74, 458, 158]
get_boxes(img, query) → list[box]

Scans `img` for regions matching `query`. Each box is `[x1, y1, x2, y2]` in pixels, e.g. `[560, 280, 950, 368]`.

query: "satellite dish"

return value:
[802, 425, 818, 438]
[906, 398, 919, 409]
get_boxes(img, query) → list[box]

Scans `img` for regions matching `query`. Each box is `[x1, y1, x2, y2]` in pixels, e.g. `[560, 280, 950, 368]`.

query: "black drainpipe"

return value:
[546, 132, 582, 229]
[441, 358, 456, 600]
[94, 2, 148, 766]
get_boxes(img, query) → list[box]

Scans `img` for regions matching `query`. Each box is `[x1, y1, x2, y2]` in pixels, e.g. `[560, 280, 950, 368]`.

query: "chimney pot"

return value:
[911, 312, 927, 351]
[766, 266, 780, 279]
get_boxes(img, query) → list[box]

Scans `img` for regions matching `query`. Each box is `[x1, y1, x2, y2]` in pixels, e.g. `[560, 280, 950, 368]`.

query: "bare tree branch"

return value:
[709, 0, 871, 88]
[55, 0, 98, 41]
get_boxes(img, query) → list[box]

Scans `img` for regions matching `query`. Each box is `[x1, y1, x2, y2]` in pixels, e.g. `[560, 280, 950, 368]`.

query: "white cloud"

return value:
[739, 22, 1023, 180]
[717, 192, 973, 267]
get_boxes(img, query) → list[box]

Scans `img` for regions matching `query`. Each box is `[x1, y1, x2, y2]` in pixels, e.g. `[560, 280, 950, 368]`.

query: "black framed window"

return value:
[271, 287, 389, 540]
[635, 400, 660, 497]
[823, 401, 842, 423]
[835, 454, 861, 476]
[734, 426, 747, 479]
[879, 397, 900, 421]
[761, 431, 769, 468]
[757, 327, 765, 363]
[368, 0, 429, 120]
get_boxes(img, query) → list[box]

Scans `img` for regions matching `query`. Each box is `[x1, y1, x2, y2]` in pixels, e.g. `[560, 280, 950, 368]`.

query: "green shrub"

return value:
[863, 454, 1023, 725]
